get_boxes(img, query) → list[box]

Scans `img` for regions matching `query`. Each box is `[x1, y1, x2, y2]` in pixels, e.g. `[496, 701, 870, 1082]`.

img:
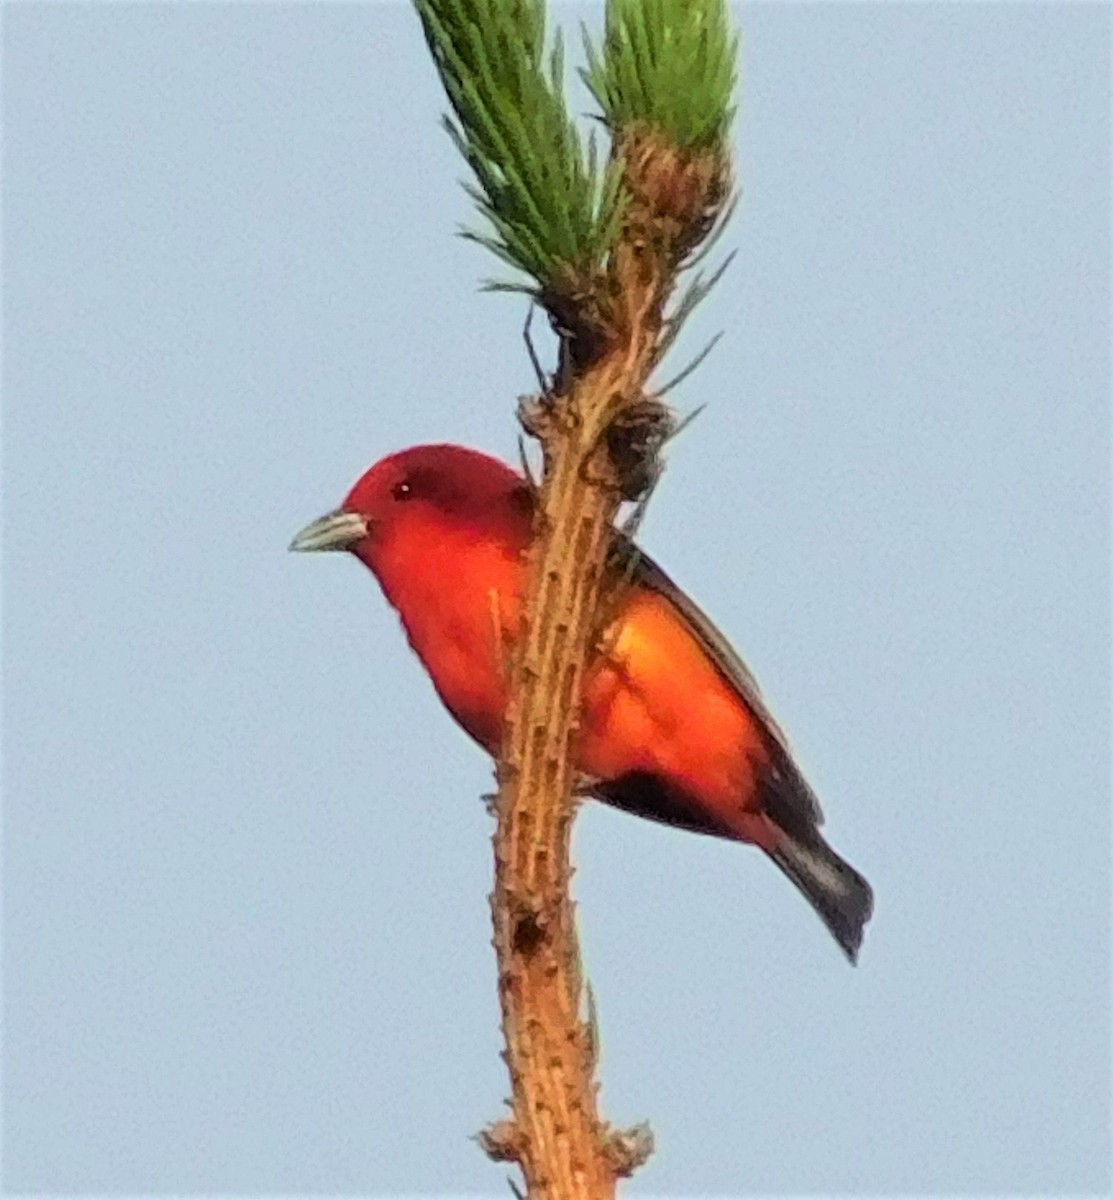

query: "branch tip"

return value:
[476, 1120, 525, 1164]
[517, 394, 550, 440]
[603, 1121, 656, 1177]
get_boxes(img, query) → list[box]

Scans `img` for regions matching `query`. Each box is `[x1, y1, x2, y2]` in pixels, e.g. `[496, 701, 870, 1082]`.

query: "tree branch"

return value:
[490, 365, 657, 1199]
[412, 1, 737, 1193]
[487, 138, 732, 1199]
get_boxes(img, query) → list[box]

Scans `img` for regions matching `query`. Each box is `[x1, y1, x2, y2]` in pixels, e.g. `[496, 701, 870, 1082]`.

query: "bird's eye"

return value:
[392, 480, 413, 501]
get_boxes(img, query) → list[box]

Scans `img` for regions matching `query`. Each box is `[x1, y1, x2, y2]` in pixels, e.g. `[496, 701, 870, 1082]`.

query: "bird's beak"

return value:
[288, 509, 368, 553]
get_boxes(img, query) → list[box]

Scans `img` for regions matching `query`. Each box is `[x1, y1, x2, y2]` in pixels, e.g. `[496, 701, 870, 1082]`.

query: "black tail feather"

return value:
[769, 830, 874, 963]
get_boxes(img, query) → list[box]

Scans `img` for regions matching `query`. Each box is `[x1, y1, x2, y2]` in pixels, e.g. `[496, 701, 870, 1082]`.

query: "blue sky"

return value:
[3, 2, 1109, 1195]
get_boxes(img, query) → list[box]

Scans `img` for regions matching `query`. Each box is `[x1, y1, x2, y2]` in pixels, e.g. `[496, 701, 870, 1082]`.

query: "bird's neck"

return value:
[356, 516, 526, 748]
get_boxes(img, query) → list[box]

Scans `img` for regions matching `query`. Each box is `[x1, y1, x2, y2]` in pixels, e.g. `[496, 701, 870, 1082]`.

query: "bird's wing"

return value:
[613, 535, 826, 830]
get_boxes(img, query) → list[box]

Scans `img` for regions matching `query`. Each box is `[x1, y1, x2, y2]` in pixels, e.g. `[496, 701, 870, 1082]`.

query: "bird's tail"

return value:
[768, 828, 874, 963]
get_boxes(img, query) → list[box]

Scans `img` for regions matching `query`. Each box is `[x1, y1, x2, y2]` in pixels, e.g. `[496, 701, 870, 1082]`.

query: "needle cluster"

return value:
[412, 0, 623, 305]
[412, 0, 737, 337]
[583, 0, 738, 152]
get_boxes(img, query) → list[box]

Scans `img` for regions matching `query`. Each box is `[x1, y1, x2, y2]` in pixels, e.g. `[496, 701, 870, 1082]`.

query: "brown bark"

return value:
[483, 133, 731, 1199]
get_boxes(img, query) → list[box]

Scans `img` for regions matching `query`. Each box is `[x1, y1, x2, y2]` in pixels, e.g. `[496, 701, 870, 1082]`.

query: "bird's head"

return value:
[289, 443, 532, 570]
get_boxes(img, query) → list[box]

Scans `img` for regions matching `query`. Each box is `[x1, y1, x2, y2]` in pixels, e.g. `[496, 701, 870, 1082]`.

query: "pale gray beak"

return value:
[288, 509, 368, 553]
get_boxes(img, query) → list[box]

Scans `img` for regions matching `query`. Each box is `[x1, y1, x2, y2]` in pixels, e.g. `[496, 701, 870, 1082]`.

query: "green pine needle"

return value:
[413, 0, 620, 294]
[582, 0, 738, 150]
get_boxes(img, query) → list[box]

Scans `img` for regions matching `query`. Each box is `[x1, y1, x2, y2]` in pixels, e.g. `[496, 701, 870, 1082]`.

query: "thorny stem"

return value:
[479, 100, 732, 1200]
[489, 367, 656, 1200]
[484, 145, 730, 1193]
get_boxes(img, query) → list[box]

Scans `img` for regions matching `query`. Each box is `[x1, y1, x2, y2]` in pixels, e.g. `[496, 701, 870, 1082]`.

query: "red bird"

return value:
[291, 444, 873, 960]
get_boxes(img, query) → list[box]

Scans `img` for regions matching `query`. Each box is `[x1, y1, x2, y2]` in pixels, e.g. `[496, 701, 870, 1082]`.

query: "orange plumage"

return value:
[292, 443, 873, 960]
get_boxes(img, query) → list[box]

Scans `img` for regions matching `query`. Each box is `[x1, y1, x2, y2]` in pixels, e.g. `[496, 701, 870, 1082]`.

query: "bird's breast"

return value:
[382, 538, 521, 752]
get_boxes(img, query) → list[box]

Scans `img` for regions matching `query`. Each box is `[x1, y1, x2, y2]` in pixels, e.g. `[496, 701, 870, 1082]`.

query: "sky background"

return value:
[3, 1, 1110, 1196]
